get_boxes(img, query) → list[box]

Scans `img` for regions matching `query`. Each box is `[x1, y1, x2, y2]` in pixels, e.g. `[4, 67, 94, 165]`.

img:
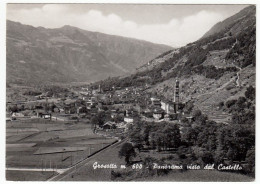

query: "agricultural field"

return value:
[6, 170, 56, 181]
[6, 118, 117, 181]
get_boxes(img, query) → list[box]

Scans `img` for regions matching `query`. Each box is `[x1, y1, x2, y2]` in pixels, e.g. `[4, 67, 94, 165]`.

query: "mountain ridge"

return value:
[202, 5, 255, 38]
[6, 20, 172, 85]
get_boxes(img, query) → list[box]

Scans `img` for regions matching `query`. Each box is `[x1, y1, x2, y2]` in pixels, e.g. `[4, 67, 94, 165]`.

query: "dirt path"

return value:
[196, 64, 242, 105]
[232, 64, 242, 87]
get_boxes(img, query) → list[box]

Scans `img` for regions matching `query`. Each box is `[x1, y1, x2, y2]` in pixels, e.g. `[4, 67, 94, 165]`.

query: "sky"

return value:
[7, 4, 249, 47]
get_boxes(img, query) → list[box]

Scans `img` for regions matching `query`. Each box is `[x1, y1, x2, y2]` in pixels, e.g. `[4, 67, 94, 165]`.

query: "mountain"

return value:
[202, 5, 255, 38]
[6, 20, 172, 85]
[136, 5, 256, 72]
[96, 5, 256, 123]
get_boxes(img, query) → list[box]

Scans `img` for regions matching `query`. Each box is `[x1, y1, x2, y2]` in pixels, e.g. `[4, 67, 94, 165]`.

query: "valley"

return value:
[5, 5, 256, 182]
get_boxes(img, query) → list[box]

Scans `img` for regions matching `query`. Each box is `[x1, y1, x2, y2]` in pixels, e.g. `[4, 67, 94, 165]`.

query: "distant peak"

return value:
[61, 25, 76, 29]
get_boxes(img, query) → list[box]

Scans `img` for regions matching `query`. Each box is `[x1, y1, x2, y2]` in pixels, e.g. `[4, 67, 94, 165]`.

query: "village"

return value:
[6, 79, 192, 133]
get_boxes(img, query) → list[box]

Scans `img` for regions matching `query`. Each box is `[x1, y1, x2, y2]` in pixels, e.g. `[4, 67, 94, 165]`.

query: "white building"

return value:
[161, 101, 170, 114]
[124, 117, 134, 123]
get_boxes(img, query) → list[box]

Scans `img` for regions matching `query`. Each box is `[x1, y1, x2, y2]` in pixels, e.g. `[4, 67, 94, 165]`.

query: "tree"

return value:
[118, 143, 136, 165]
[201, 151, 214, 164]
[185, 101, 194, 113]
[195, 114, 208, 125]
[150, 132, 158, 150]
[44, 102, 50, 113]
[192, 109, 202, 119]
[218, 101, 224, 109]
[90, 116, 99, 130]
[184, 127, 200, 145]
[129, 123, 144, 151]
[91, 111, 106, 127]
[162, 124, 181, 149]
[245, 86, 255, 101]
[231, 126, 254, 161]
[8, 105, 18, 113]
[245, 148, 255, 175]
[225, 99, 237, 108]
[113, 115, 124, 123]
[143, 124, 151, 146]
[50, 103, 56, 112]
[226, 147, 236, 162]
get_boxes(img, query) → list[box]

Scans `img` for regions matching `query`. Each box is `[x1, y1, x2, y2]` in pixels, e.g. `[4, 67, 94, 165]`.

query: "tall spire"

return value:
[174, 79, 180, 113]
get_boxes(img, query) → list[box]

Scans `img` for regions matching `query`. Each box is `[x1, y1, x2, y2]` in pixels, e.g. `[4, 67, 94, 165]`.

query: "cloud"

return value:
[7, 4, 225, 47]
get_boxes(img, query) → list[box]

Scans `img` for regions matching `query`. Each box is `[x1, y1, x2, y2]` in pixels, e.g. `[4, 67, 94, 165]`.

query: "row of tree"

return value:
[128, 121, 181, 151]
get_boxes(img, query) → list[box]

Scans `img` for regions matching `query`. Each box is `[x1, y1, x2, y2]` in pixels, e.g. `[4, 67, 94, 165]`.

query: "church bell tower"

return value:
[174, 79, 179, 113]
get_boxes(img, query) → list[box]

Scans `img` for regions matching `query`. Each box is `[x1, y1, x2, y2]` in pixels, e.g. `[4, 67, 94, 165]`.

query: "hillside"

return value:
[95, 5, 256, 123]
[202, 5, 255, 38]
[6, 20, 172, 85]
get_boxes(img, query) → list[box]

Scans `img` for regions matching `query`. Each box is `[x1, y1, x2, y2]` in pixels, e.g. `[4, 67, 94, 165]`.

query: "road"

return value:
[6, 167, 65, 174]
[48, 138, 127, 181]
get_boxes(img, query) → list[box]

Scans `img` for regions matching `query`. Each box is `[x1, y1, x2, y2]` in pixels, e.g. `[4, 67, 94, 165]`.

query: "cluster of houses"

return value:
[7, 80, 193, 133]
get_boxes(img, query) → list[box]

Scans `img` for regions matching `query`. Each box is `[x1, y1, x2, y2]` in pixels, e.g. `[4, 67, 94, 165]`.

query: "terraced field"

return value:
[197, 103, 231, 124]
[148, 62, 255, 125]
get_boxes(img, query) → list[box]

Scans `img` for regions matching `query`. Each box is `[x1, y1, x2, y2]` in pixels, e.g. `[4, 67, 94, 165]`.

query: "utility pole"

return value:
[44, 160, 46, 171]
[71, 152, 73, 166]
[41, 159, 43, 173]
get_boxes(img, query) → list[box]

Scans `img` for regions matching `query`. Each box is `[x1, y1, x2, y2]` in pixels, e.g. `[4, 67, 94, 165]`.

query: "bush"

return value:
[23, 90, 42, 96]
[218, 101, 224, 108]
[118, 142, 136, 165]
[179, 154, 187, 159]
[245, 149, 255, 176]
[245, 86, 255, 101]
[225, 99, 237, 108]
[201, 152, 214, 164]
[226, 85, 234, 91]
[192, 110, 202, 118]
[111, 170, 122, 180]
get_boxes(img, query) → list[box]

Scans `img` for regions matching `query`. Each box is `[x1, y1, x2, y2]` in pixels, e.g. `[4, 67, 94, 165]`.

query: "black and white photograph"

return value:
[3, 1, 257, 182]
